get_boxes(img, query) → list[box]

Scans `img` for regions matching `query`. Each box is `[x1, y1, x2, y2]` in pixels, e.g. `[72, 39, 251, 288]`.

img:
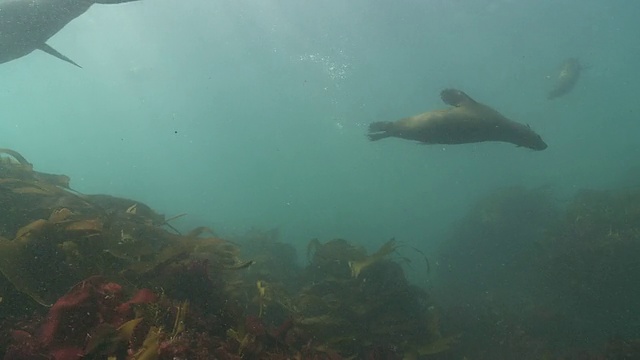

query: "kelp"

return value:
[429, 184, 640, 358]
[436, 186, 559, 303]
[289, 238, 452, 358]
[535, 187, 640, 345]
[0, 150, 250, 308]
[83, 317, 143, 357]
[1, 276, 156, 360]
[0, 208, 108, 305]
[0, 149, 454, 359]
[233, 228, 299, 283]
[542, 188, 640, 295]
[349, 238, 398, 278]
[130, 326, 161, 360]
[403, 306, 460, 359]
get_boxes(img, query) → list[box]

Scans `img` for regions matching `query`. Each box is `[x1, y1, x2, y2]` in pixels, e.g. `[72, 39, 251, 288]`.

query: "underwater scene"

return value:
[1, 0, 640, 359]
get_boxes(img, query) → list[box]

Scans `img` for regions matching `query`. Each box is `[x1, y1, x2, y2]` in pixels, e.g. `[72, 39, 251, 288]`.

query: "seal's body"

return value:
[548, 58, 581, 100]
[368, 89, 548, 151]
[0, 0, 140, 67]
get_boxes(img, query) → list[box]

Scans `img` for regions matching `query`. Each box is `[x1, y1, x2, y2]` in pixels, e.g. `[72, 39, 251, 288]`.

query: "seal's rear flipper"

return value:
[440, 89, 475, 107]
[368, 121, 392, 141]
[38, 43, 82, 68]
[369, 121, 392, 133]
[367, 133, 390, 141]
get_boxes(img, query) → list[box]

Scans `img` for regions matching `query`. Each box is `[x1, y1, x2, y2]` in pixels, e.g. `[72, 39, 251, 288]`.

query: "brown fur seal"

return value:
[368, 89, 548, 151]
[547, 58, 581, 100]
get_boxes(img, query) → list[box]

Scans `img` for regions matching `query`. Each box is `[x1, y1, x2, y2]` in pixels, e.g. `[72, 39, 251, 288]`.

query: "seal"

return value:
[0, 0, 140, 67]
[547, 58, 581, 100]
[368, 89, 548, 151]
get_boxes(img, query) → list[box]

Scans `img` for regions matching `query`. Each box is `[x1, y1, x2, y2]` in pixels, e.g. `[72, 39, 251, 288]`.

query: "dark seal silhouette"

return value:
[368, 89, 548, 151]
[0, 0, 140, 67]
[547, 58, 581, 100]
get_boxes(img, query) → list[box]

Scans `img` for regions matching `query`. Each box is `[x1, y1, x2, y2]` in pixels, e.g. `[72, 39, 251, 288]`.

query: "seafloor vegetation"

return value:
[436, 185, 640, 359]
[0, 148, 639, 359]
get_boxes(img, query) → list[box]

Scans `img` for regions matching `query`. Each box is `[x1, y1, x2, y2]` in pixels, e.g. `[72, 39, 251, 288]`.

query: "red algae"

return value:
[4, 276, 156, 360]
[1, 149, 455, 359]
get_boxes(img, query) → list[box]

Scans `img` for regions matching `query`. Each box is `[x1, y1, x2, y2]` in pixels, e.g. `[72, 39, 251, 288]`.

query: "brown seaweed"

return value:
[0, 149, 456, 359]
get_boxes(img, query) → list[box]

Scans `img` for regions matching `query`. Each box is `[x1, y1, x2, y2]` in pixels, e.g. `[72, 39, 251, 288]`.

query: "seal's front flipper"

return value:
[38, 43, 82, 68]
[440, 89, 475, 107]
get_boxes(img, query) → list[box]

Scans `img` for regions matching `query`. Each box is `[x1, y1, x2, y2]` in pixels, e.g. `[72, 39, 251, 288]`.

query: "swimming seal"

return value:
[368, 89, 548, 151]
[0, 0, 140, 67]
[547, 58, 581, 100]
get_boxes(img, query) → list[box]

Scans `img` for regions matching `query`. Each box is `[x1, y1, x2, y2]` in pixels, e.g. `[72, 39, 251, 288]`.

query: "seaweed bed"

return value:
[0, 149, 453, 359]
[1, 148, 639, 359]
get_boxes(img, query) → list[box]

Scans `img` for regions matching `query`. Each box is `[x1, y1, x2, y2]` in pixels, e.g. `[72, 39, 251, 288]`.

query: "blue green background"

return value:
[2, 0, 638, 270]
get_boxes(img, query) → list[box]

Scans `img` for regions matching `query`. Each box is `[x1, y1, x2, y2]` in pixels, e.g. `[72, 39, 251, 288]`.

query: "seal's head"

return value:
[515, 125, 548, 150]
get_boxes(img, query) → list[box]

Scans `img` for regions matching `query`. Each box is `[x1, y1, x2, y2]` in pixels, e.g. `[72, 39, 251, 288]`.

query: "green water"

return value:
[1, 0, 638, 268]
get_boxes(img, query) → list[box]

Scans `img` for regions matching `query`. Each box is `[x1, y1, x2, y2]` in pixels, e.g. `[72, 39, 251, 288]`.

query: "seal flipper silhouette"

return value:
[547, 58, 581, 100]
[0, 0, 140, 67]
[367, 122, 393, 141]
[94, 0, 140, 3]
[39, 44, 82, 68]
[440, 89, 476, 107]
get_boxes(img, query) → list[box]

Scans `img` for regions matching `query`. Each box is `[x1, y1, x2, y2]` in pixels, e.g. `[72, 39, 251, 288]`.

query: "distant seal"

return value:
[547, 58, 581, 100]
[368, 89, 548, 151]
[0, 0, 140, 67]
